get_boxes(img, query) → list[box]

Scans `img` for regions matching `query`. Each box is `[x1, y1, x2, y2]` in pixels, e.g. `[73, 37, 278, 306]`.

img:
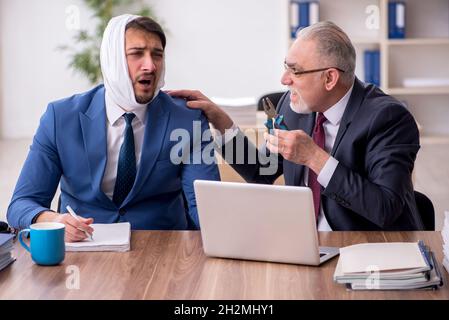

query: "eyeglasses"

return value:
[284, 62, 346, 77]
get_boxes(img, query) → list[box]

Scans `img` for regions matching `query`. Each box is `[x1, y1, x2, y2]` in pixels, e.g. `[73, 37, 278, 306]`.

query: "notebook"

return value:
[65, 222, 131, 252]
[442, 211, 449, 274]
[0, 233, 15, 271]
[333, 241, 443, 290]
[339, 242, 429, 275]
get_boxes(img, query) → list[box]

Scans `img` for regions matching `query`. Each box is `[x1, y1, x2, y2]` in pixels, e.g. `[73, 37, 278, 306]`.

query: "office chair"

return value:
[257, 92, 286, 111]
[414, 191, 435, 231]
[0, 221, 11, 233]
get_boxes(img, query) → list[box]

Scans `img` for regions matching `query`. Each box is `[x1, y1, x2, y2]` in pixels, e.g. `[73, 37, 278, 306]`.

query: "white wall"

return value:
[0, 0, 92, 139]
[0, 0, 289, 139]
[152, 0, 289, 97]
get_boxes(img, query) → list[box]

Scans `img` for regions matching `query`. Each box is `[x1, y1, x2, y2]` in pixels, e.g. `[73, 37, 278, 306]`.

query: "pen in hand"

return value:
[66, 205, 94, 241]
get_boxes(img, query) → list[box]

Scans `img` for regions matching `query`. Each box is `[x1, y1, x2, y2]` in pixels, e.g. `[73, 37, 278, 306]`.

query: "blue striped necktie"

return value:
[113, 112, 136, 206]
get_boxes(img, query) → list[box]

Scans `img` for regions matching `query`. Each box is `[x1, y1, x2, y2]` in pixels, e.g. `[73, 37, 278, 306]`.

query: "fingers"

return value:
[166, 89, 206, 101]
[79, 217, 94, 225]
[166, 90, 216, 113]
[58, 214, 94, 242]
[263, 131, 285, 147]
[65, 216, 94, 234]
[273, 129, 291, 139]
[65, 226, 88, 242]
[264, 132, 282, 154]
[186, 100, 215, 110]
[264, 129, 301, 156]
[266, 140, 281, 154]
[165, 89, 193, 97]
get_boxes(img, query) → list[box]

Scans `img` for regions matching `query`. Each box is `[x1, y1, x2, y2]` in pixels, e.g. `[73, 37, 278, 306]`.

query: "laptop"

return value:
[194, 180, 339, 266]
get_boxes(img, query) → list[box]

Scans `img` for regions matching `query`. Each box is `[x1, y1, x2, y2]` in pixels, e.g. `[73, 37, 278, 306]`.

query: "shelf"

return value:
[387, 38, 449, 46]
[288, 0, 449, 135]
[386, 87, 449, 95]
[420, 135, 449, 145]
[352, 39, 380, 45]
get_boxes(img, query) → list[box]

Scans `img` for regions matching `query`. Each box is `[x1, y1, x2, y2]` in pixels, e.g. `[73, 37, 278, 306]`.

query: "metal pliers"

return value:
[262, 97, 288, 134]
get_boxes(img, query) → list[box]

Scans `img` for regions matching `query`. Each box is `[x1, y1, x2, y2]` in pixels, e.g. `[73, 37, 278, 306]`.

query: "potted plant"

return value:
[59, 0, 160, 84]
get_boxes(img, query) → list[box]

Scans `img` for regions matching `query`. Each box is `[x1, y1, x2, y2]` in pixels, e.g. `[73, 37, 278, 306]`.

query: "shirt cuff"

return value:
[18, 207, 50, 230]
[317, 156, 339, 188]
[213, 123, 239, 146]
[31, 209, 55, 224]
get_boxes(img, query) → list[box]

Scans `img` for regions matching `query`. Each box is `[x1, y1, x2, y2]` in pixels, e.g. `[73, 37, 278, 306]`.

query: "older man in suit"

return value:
[169, 21, 423, 231]
[7, 15, 220, 241]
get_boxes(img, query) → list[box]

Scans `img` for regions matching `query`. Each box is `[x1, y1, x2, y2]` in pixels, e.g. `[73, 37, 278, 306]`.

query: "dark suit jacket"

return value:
[221, 78, 423, 231]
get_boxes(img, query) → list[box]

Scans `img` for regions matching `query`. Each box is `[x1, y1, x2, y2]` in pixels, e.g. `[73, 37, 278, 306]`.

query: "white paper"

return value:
[65, 222, 131, 252]
[403, 78, 449, 88]
[309, 2, 319, 25]
[339, 242, 427, 274]
[211, 97, 256, 108]
[396, 3, 405, 28]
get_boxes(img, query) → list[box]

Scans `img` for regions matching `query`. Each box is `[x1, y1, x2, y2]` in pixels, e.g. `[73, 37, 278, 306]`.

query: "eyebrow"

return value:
[285, 61, 302, 71]
[126, 46, 164, 53]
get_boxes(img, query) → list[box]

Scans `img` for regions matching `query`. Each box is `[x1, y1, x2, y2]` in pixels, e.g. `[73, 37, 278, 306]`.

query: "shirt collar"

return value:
[105, 92, 147, 126]
[323, 84, 354, 126]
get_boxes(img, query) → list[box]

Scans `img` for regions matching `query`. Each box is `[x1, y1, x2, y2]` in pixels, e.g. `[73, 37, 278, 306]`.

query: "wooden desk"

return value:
[0, 231, 448, 300]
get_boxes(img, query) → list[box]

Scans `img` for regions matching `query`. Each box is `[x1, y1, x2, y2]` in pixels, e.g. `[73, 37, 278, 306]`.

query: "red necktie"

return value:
[308, 113, 327, 221]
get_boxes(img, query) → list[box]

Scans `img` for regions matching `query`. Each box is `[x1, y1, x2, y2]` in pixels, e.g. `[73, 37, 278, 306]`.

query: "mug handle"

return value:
[18, 229, 31, 253]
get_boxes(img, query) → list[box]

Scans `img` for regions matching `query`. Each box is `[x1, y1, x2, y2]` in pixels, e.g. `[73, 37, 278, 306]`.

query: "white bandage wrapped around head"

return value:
[100, 14, 165, 111]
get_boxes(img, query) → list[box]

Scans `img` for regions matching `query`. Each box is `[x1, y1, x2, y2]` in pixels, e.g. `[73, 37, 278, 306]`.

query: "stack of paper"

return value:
[403, 77, 449, 88]
[0, 233, 15, 271]
[442, 211, 449, 274]
[333, 241, 443, 290]
[65, 222, 131, 252]
[211, 97, 257, 126]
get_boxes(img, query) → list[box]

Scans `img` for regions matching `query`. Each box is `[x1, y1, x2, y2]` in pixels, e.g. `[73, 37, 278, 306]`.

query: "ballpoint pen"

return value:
[66, 205, 94, 241]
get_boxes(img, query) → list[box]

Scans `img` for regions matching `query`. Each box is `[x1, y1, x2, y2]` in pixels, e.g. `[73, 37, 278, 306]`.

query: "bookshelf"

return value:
[289, 0, 449, 136]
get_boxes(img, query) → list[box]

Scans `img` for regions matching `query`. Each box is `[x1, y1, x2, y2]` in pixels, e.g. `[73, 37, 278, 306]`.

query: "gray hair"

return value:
[297, 21, 356, 85]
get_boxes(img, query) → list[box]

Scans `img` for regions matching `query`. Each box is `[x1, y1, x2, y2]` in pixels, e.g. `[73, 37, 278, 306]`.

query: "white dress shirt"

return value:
[312, 85, 353, 230]
[215, 85, 354, 230]
[101, 94, 148, 200]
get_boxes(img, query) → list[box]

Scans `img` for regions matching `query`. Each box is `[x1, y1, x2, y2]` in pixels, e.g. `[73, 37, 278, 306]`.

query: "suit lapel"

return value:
[331, 78, 365, 156]
[122, 94, 170, 206]
[79, 87, 113, 206]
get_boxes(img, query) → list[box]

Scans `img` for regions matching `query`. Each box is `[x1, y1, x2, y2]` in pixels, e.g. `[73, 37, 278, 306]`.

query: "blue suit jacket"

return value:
[7, 85, 220, 230]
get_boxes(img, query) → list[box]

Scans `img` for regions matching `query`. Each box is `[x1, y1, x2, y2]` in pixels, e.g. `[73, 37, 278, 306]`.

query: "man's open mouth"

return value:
[137, 79, 153, 89]
[138, 79, 152, 85]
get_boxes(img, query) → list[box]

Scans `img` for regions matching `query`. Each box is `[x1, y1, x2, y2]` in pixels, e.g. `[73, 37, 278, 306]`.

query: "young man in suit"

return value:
[169, 21, 423, 231]
[7, 15, 220, 241]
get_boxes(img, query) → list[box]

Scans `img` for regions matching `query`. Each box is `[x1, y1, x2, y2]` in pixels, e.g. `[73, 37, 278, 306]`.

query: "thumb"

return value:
[186, 100, 210, 110]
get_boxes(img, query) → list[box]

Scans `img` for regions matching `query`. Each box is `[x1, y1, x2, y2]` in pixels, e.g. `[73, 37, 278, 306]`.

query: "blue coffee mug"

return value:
[18, 222, 65, 266]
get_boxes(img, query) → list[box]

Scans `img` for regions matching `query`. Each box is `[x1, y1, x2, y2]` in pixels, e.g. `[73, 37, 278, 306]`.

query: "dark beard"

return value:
[135, 94, 153, 104]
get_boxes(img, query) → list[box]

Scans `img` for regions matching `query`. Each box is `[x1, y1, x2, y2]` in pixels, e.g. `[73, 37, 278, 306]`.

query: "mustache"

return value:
[135, 72, 155, 82]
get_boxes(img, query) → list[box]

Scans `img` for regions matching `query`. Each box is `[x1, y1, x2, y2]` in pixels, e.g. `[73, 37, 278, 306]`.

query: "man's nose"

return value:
[281, 70, 292, 86]
[141, 54, 156, 72]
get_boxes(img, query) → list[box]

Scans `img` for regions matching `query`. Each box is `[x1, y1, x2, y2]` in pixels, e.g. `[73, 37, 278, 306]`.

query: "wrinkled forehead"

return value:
[285, 38, 319, 69]
[125, 28, 164, 51]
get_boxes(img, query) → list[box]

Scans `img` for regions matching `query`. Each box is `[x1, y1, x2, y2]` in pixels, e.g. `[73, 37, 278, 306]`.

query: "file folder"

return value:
[364, 50, 380, 87]
[290, 1, 319, 39]
[388, 1, 406, 39]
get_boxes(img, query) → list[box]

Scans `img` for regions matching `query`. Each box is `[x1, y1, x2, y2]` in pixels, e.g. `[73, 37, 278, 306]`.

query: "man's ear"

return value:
[323, 68, 340, 91]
